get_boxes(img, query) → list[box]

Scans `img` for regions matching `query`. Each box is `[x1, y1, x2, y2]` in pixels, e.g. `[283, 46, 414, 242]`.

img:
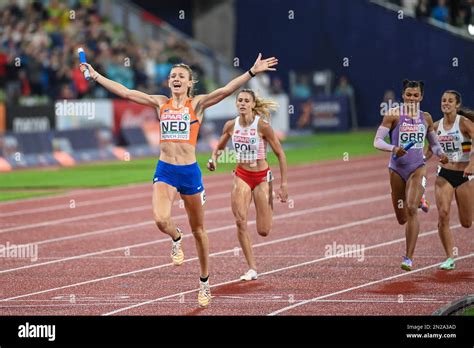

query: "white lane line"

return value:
[0, 299, 452, 310]
[0, 205, 150, 234]
[0, 189, 391, 275]
[31, 177, 387, 246]
[0, 192, 151, 218]
[0, 183, 150, 206]
[0, 205, 396, 303]
[103, 225, 465, 316]
[0, 163, 385, 218]
[268, 242, 470, 315]
[0, 155, 387, 207]
[0, 170, 387, 238]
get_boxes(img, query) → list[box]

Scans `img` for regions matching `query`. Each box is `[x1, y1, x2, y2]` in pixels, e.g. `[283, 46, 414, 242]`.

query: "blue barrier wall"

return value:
[235, 0, 473, 127]
[131, 0, 193, 36]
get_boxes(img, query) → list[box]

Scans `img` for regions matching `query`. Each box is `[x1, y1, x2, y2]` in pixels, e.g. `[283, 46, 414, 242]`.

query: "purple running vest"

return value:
[388, 110, 427, 181]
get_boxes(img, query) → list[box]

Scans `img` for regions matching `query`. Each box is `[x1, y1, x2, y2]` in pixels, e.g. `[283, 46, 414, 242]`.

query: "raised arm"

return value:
[195, 54, 278, 112]
[79, 63, 167, 108]
[260, 119, 288, 202]
[207, 120, 234, 171]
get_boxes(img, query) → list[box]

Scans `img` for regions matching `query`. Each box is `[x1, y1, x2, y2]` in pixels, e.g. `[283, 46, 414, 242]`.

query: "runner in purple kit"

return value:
[373, 80, 448, 271]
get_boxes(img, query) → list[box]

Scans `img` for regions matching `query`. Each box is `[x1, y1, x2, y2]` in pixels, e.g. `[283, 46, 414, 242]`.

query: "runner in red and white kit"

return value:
[208, 89, 288, 281]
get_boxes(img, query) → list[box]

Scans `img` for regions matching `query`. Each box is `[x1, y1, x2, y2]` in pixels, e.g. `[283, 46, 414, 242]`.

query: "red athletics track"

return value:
[0, 154, 472, 316]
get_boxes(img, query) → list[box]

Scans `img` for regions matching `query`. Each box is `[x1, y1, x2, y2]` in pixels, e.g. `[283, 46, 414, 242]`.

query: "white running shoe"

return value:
[171, 228, 184, 266]
[240, 269, 258, 281]
[198, 280, 211, 307]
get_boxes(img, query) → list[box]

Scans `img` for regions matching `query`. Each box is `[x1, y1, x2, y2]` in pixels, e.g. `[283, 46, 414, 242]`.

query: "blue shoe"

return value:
[419, 196, 430, 213]
[401, 256, 413, 271]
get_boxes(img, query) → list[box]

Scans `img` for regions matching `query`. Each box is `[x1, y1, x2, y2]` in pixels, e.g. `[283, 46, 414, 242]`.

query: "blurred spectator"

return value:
[26, 55, 43, 95]
[431, 0, 450, 23]
[155, 57, 173, 85]
[292, 75, 312, 99]
[105, 54, 135, 92]
[334, 75, 357, 129]
[382, 89, 398, 104]
[190, 63, 207, 95]
[381, 89, 400, 116]
[296, 99, 314, 129]
[454, 5, 469, 28]
[334, 76, 354, 99]
[18, 69, 31, 97]
[0, 50, 7, 89]
[416, 0, 431, 19]
[0, 0, 214, 103]
[401, 0, 418, 15]
[58, 83, 75, 99]
[455, 0, 473, 27]
[0, 134, 19, 157]
[71, 65, 89, 98]
[196, 121, 219, 153]
[468, 0, 474, 21]
[270, 77, 284, 95]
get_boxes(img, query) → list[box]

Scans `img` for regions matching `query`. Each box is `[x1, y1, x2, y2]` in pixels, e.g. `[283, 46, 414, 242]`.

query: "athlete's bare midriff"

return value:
[441, 161, 469, 172]
[237, 159, 269, 171]
[159, 142, 197, 165]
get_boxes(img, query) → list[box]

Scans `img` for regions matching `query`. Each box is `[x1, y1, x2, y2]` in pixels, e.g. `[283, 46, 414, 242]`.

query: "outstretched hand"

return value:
[392, 146, 407, 158]
[251, 53, 278, 74]
[463, 162, 473, 178]
[439, 153, 449, 164]
[207, 158, 216, 171]
[277, 185, 288, 203]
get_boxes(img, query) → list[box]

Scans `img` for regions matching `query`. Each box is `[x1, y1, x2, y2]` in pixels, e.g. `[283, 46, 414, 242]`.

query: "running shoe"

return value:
[171, 228, 184, 266]
[439, 258, 455, 270]
[401, 256, 413, 271]
[419, 196, 430, 213]
[240, 269, 258, 281]
[198, 279, 211, 307]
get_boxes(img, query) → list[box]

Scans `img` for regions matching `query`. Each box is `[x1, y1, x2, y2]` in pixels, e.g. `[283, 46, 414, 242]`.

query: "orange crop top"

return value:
[159, 98, 200, 147]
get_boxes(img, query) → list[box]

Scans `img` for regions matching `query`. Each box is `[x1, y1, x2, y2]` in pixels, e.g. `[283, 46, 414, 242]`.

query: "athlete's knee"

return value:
[396, 216, 407, 225]
[406, 205, 418, 217]
[153, 214, 172, 231]
[191, 226, 206, 239]
[460, 219, 472, 229]
[257, 228, 271, 237]
[438, 208, 450, 222]
[234, 215, 248, 230]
